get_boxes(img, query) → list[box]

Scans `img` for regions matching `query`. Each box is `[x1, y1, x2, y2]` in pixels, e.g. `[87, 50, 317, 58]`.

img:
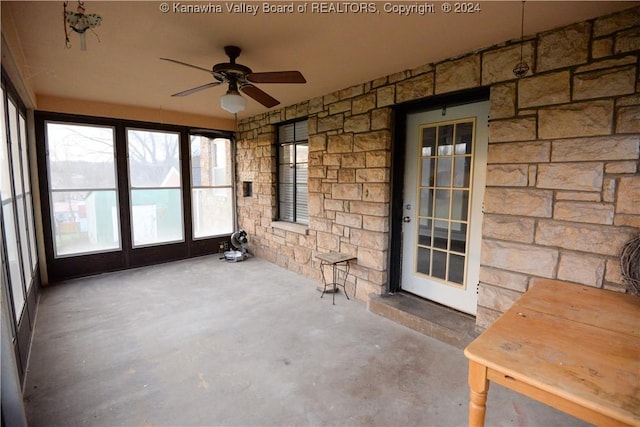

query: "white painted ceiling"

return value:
[2, 1, 636, 120]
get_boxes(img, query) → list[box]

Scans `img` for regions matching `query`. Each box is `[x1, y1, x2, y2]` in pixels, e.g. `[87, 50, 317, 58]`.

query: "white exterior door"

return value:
[401, 101, 489, 315]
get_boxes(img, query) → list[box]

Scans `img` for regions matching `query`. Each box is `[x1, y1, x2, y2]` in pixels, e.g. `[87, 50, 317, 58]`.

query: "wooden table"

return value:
[316, 252, 356, 305]
[464, 279, 640, 427]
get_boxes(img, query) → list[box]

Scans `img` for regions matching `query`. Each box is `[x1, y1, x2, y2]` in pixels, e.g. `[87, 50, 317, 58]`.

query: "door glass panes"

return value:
[1, 93, 25, 319]
[127, 129, 183, 247]
[46, 122, 120, 257]
[190, 136, 234, 239]
[415, 119, 475, 286]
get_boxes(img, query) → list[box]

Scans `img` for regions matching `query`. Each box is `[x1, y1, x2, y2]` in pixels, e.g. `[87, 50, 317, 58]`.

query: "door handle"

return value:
[403, 216, 411, 223]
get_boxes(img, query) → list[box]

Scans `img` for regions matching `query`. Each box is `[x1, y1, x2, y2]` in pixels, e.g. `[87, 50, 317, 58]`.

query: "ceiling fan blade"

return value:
[171, 82, 220, 97]
[161, 58, 213, 74]
[247, 71, 306, 84]
[240, 84, 280, 108]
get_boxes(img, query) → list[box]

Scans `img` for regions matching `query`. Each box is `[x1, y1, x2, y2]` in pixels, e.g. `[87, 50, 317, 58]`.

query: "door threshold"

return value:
[367, 292, 480, 349]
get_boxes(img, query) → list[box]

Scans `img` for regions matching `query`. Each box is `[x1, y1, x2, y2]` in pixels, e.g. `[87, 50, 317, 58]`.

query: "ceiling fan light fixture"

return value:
[220, 90, 246, 114]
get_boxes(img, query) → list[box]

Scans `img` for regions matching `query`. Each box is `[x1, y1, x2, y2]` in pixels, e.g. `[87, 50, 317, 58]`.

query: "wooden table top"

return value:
[465, 279, 640, 425]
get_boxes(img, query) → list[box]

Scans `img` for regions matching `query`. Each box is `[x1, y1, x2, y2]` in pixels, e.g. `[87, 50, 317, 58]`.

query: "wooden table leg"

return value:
[468, 360, 489, 427]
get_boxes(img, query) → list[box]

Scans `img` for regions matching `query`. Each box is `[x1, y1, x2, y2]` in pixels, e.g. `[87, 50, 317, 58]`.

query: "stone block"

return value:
[309, 96, 324, 114]
[396, 73, 434, 103]
[551, 135, 639, 162]
[616, 105, 640, 133]
[363, 183, 390, 202]
[538, 100, 613, 139]
[344, 114, 371, 133]
[331, 183, 362, 200]
[518, 71, 570, 108]
[356, 168, 389, 183]
[615, 27, 640, 54]
[323, 198, 344, 212]
[616, 176, 640, 214]
[484, 188, 553, 217]
[366, 151, 391, 168]
[482, 42, 535, 85]
[557, 251, 605, 287]
[362, 215, 389, 232]
[308, 134, 326, 152]
[308, 193, 324, 217]
[489, 117, 537, 143]
[339, 84, 364, 100]
[436, 55, 480, 94]
[487, 140, 550, 164]
[489, 83, 515, 120]
[605, 161, 637, 174]
[603, 177, 616, 203]
[555, 191, 601, 202]
[341, 152, 366, 168]
[574, 66, 636, 101]
[592, 38, 613, 59]
[389, 70, 408, 83]
[323, 153, 341, 166]
[537, 22, 590, 72]
[614, 214, 640, 228]
[477, 283, 523, 313]
[377, 86, 395, 107]
[486, 164, 528, 187]
[554, 201, 614, 225]
[593, 6, 640, 37]
[354, 131, 391, 152]
[479, 266, 529, 292]
[528, 165, 537, 187]
[356, 247, 387, 270]
[350, 201, 389, 217]
[482, 214, 535, 243]
[316, 231, 340, 251]
[335, 212, 362, 228]
[481, 239, 559, 278]
[327, 134, 353, 153]
[535, 220, 634, 256]
[371, 108, 391, 130]
[575, 56, 637, 74]
[604, 258, 623, 285]
[338, 168, 355, 183]
[317, 114, 344, 133]
[350, 229, 388, 250]
[537, 163, 603, 191]
[323, 92, 339, 106]
[352, 93, 377, 114]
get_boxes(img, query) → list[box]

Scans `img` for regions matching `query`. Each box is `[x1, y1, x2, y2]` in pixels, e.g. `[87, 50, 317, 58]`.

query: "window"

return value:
[278, 120, 308, 224]
[46, 122, 120, 257]
[127, 129, 183, 247]
[190, 136, 234, 238]
[1, 91, 25, 319]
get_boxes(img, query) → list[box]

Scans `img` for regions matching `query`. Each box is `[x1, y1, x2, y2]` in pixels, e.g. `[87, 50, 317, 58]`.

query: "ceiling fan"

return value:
[161, 45, 306, 113]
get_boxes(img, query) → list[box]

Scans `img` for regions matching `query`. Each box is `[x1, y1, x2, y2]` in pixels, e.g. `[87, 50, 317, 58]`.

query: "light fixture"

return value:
[220, 80, 246, 114]
[513, 0, 530, 78]
[64, 1, 102, 51]
[220, 90, 246, 114]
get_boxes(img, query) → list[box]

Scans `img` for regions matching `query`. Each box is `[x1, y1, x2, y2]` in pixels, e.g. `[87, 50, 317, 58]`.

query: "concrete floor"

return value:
[24, 255, 589, 427]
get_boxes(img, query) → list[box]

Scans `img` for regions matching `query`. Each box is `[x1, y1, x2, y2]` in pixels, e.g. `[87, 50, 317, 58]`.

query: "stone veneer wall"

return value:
[236, 6, 639, 327]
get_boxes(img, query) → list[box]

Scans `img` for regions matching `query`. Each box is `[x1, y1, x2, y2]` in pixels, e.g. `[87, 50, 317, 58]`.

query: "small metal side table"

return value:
[316, 252, 357, 305]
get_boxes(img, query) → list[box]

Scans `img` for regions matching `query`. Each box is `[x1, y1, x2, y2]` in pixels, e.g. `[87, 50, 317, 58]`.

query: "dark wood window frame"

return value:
[276, 119, 309, 225]
[35, 111, 234, 282]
